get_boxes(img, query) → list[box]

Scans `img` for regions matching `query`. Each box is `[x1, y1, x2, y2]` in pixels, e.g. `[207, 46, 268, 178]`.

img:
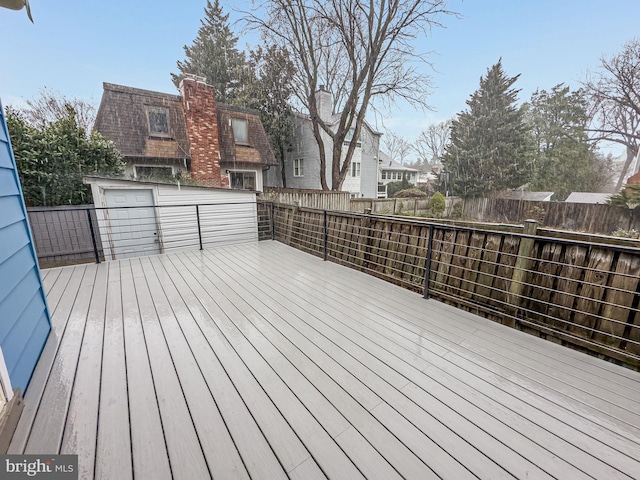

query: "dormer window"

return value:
[147, 107, 169, 136]
[232, 118, 249, 144]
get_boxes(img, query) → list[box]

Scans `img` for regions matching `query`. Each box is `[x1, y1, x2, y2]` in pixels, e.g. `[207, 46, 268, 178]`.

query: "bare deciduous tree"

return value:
[244, 0, 453, 190]
[584, 38, 640, 191]
[383, 130, 412, 165]
[413, 119, 451, 166]
[16, 87, 97, 134]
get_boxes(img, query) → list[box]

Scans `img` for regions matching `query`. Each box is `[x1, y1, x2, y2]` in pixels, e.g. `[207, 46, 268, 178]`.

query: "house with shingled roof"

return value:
[94, 77, 276, 191]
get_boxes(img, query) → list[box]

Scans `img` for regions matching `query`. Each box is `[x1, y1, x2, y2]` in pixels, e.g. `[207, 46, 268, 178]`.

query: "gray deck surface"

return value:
[10, 241, 640, 479]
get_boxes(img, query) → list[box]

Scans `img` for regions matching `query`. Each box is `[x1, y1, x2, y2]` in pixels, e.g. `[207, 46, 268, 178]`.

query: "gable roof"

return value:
[378, 152, 418, 171]
[94, 83, 190, 160]
[217, 104, 277, 166]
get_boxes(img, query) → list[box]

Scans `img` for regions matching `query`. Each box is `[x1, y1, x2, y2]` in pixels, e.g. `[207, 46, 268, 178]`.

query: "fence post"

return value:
[423, 224, 435, 299]
[506, 219, 538, 326]
[87, 208, 100, 264]
[271, 202, 275, 241]
[323, 210, 328, 261]
[196, 205, 203, 250]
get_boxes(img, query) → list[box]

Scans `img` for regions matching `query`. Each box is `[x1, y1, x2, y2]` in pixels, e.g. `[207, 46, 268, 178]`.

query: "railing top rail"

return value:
[28, 201, 263, 213]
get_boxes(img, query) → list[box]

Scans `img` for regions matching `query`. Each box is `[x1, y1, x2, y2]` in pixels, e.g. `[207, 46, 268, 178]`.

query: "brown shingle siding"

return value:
[217, 105, 277, 168]
[94, 83, 190, 160]
[93, 81, 276, 188]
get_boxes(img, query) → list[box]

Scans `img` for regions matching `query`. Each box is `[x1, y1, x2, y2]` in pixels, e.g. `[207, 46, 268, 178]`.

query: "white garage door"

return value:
[104, 189, 160, 258]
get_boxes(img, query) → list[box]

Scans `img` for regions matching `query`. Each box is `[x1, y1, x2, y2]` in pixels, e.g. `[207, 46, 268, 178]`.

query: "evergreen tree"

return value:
[442, 60, 533, 198]
[171, 0, 247, 103]
[238, 45, 295, 187]
[526, 84, 595, 200]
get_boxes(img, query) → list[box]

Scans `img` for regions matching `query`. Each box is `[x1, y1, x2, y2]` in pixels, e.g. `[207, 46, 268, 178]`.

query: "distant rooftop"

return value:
[565, 192, 612, 204]
[379, 152, 418, 171]
[500, 191, 554, 202]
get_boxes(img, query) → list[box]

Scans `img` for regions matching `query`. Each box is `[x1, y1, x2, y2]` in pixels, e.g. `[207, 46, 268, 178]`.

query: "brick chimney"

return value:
[180, 76, 227, 187]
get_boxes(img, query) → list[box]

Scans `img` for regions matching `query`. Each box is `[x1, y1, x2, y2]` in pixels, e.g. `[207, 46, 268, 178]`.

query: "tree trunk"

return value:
[279, 144, 287, 188]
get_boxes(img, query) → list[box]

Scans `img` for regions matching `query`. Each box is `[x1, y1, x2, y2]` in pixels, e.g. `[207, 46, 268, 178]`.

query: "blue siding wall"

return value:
[0, 101, 51, 393]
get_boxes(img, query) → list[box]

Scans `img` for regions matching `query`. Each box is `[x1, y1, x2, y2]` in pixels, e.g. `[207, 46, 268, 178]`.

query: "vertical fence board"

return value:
[448, 230, 470, 296]
[434, 229, 455, 292]
[384, 223, 401, 279]
[550, 245, 588, 332]
[474, 234, 502, 305]
[491, 236, 520, 311]
[598, 254, 640, 353]
[572, 248, 615, 339]
[460, 232, 485, 298]
[429, 229, 445, 289]
[521, 242, 563, 326]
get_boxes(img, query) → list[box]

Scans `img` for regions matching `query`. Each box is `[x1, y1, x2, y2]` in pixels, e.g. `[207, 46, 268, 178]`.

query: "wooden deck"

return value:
[9, 241, 640, 480]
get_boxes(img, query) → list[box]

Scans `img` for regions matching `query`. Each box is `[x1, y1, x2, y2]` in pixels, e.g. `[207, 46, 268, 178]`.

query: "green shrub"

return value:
[393, 188, 428, 198]
[428, 192, 446, 217]
[386, 180, 408, 198]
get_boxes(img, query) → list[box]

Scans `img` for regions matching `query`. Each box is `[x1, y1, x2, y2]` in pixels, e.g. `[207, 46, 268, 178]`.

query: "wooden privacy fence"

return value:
[462, 197, 640, 235]
[260, 187, 351, 211]
[266, 202, 640, 369]
[351, 197, 460, 217]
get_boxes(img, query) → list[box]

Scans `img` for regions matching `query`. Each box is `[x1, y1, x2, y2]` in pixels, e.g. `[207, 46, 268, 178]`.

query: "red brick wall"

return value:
[181, 78, 228, 187]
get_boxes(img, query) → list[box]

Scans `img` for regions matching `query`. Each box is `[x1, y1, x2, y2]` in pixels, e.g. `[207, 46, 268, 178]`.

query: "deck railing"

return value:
[28, 202, 273, 266]
[29, 199, 640, 368]
[266, 202, 640, 369]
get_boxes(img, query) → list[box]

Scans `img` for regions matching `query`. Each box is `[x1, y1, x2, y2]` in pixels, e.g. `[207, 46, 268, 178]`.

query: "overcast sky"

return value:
[1, 0, 636, 156]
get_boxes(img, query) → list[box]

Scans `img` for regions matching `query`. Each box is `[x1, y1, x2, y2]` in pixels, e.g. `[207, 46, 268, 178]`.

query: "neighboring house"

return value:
[379, 152, 418, 186]
[94, 77, 276, 191]
[266, 87, 382, 198]
[565, 192, 612, 204]
[0, 99, 52, 399]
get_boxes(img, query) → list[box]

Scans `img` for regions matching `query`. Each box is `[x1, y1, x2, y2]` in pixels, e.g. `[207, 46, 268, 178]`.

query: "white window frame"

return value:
[351, 161, 361, 177]
[228, 169, 257, 190]
[232, 118, 249, 144]
[294, 158, 304, 177]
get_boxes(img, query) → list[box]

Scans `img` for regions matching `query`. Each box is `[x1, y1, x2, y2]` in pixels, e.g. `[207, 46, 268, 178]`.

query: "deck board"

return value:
[157, 255, 318, 475]
[129, 259, 211, 479]
[138, 256, 252, 480]
[60, 262, 109, 478]
[146, 255, 291, 480]
[231, 243, 640, 437]
[245, 241, 640, 398]
[94, 261, 132, 480]
[119, 260, 172, 480]
[207, 246, 598, 479]
[215, 246, 637, 478]
[11, 241, 640, 480]
[23, 265, 99, 455]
